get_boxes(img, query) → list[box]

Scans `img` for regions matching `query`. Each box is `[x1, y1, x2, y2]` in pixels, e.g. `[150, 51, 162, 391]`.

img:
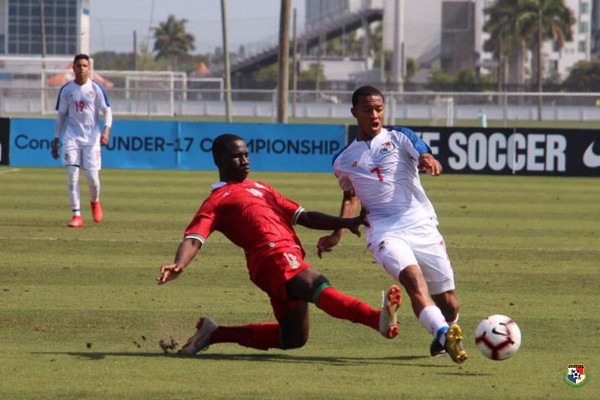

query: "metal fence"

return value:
[2, 67, 600, 124]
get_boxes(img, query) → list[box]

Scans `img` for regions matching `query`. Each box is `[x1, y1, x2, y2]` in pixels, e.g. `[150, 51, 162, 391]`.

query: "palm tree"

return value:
[517, 0, 574, 90]
[153, 15, 196, 71]
[484, 0, 574, 91]
[514, 0, 574, 120]
[484, 0, 528, 89]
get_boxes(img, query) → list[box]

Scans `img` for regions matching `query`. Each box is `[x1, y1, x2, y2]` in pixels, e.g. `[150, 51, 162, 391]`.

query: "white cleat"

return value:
[179, 317, 219, 355]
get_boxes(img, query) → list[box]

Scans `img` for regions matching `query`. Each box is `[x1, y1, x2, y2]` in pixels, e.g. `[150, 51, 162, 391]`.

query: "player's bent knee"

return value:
[280, 333, 308, 350]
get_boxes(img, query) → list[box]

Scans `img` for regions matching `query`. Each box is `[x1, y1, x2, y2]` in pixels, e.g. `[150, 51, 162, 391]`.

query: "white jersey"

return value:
[333, 127, 437, 232]
[55, 79, 111, 145]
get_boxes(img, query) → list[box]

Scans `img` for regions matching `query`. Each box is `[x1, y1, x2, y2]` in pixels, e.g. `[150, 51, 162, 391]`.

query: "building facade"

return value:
[0, 0, 89, 56]
[305, 0, 594, 84]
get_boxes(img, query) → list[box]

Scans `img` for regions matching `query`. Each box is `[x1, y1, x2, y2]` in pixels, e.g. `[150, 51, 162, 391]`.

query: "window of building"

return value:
[580, 2, 589, 14]
[578, 40, 587, 53]
[7, 0, 79, 56]
[579, 21, 588, 34]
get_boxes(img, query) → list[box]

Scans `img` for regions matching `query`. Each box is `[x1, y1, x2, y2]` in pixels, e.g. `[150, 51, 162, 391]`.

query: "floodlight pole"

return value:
[277, 0, 291, 123]
[221, 0, 233, 122]
[40, 0, 47, 113]
[291, 8, 298, 119]
[390, 0, 405, 93]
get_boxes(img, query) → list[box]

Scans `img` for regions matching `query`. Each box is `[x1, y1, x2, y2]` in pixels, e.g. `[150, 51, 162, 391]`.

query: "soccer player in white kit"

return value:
[51, 54, 112, 228]
[317, 85, 467, 364]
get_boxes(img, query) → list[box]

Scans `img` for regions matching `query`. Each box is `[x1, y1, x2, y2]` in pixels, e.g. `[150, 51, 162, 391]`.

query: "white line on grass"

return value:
[0, 236, 180, 243]
[0, 168, 21, 175]
[0, 236, 594, 253]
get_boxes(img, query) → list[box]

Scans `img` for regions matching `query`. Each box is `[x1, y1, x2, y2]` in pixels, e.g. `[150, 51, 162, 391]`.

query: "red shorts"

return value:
[246, 245, 309, 319]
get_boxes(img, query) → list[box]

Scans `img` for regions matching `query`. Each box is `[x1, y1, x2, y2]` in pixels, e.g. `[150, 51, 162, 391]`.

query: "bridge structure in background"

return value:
[218, 6, 384, 78]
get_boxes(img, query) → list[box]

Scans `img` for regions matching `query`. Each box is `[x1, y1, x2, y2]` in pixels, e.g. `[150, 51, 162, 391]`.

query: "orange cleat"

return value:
[68, 216, 83, 228]
[91, 201, 103, 223]
[379, 284, 402, 338]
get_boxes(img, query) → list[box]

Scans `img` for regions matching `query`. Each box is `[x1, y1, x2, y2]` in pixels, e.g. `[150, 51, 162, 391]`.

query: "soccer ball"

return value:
[474, 314, 521, 360]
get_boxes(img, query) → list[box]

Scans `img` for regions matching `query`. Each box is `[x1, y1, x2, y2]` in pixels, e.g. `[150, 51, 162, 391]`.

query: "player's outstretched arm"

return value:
[157, 238, 202, 285]
[297, 210, 367, 234]
[316, 190, 361, 258]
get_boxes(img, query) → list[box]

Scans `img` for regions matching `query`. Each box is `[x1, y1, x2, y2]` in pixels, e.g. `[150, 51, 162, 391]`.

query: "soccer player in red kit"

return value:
[157, 133, 402, 355]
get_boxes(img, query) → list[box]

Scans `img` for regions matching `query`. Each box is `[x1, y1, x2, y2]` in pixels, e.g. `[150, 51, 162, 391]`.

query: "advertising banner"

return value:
[8, 119, 346, 172]
[7, 119, 599, 176]
[347, 126, 600, 177]
[408, 127, 600, 176]
[0, 118, 9, 166]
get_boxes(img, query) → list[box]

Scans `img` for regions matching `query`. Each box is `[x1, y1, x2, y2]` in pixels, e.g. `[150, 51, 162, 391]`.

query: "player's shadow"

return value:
[34, 351, 438, 367]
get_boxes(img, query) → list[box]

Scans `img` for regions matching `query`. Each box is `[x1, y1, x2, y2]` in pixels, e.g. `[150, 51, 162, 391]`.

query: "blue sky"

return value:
[89, 0, 306, 54]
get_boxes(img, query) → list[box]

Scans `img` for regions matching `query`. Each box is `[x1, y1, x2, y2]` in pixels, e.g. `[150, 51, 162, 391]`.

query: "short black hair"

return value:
[352, 85, 384, 107]
[212, 133, 244, 164]
[73, 53, 90, 63]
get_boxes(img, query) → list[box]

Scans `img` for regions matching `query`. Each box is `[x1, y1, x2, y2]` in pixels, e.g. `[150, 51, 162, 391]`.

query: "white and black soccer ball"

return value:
[474, 314, 521, 360]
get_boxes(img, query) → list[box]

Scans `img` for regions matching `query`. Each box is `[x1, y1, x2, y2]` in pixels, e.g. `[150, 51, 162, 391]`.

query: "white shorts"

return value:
[61, 139, 101, 170]
[367, 221, 455, 295]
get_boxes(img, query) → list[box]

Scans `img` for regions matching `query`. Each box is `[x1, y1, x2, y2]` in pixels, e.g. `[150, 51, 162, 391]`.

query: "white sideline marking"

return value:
[0, 168, 20, 175]
[0, 236, 593, 253]
[0, 236, 180, 243]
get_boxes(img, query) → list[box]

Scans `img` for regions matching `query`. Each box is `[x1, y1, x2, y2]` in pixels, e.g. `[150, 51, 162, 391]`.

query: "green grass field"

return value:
[0, 166, 598, 399]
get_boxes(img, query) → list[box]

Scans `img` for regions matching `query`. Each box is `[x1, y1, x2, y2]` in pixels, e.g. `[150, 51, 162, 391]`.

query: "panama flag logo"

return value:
[564, 364, 587, 388]
[379, 141, 396, 155]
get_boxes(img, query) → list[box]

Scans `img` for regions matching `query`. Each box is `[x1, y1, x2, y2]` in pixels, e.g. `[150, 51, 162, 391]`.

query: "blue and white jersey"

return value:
[333, 127, 437, 230]
[55, 79, 111, 145]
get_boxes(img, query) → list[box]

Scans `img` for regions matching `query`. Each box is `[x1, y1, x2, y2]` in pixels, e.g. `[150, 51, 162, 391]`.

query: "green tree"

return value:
[252, 62, 327, 89]
[298, 63, 327, 84]
[405, 57, 417, 83]
[91, 51, 134, 70]
[563, 60, 600, 91]
[428, 69, 493, 91]
[153, 15, 196, 71]
[253, 64, 279, 87]
[91, 42, 171, 72]
[428, 70, 456, 91]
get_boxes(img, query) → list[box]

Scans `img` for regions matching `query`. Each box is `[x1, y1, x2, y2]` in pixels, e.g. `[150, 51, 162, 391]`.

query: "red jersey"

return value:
[184, 179, 304, 253]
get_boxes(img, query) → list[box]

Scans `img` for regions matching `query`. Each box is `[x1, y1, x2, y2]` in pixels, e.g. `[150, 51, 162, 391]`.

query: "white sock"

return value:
[84, 169, 100, 203]
[449, 313, 459, 325]
[67, 166, 81, 216]
[418, 305, 449, 346]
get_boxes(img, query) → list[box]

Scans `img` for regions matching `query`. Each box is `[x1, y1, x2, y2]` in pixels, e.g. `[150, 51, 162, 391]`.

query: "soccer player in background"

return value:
[157, 133, 402, 355]
[316, 85, 468, 364]
[52, 53, 112, 228]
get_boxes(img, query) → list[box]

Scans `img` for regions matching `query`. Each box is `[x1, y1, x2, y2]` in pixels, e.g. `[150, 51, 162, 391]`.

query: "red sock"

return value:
[315, 286, 379, 331]
[210, 322, 281, 350]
